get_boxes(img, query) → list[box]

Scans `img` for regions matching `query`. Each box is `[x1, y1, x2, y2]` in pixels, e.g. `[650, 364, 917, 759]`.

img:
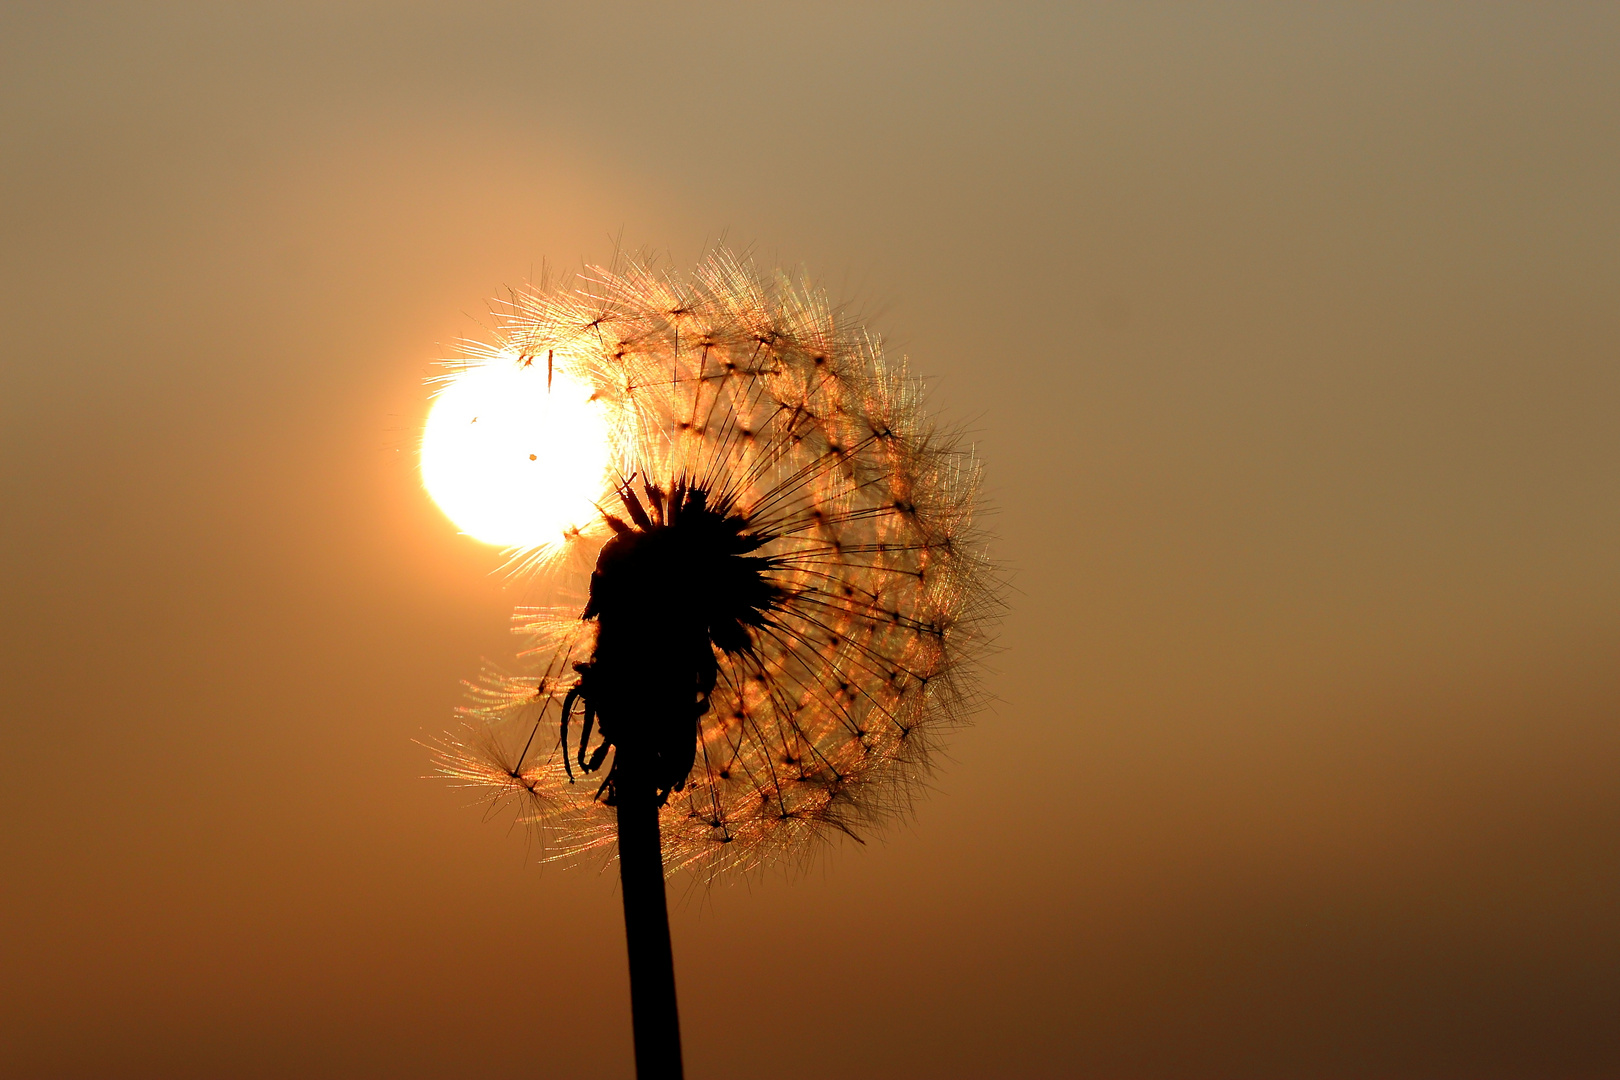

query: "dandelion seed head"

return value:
[432, 249, 997, 877]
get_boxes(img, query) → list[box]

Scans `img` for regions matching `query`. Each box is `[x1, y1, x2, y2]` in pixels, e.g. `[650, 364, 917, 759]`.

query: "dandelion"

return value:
[426, 249, 996, 1079]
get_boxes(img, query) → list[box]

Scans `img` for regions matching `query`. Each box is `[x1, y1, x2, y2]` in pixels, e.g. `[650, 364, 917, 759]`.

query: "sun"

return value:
[421, 355, 613, 548]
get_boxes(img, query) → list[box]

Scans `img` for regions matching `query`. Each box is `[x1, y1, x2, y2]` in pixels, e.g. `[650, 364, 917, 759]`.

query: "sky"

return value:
[2, 3, 1618, 1077]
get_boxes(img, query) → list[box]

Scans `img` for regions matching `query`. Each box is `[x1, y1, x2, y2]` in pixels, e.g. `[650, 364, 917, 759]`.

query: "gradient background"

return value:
[3, 4, 1618, 1078]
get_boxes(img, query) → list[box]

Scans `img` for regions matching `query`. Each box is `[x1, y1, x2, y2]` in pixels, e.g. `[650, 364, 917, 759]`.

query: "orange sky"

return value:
[2, 4, 1617, 1078]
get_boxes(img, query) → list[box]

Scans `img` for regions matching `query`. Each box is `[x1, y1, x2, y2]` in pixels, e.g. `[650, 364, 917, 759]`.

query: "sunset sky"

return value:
[3, 4, 1618, 1078]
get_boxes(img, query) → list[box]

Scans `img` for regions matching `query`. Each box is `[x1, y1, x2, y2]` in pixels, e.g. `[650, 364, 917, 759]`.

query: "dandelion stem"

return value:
[615, 753, 684, 1080]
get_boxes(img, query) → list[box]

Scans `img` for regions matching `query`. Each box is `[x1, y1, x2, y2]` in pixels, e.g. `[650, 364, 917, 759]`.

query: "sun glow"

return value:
[421, 357, 613, 548]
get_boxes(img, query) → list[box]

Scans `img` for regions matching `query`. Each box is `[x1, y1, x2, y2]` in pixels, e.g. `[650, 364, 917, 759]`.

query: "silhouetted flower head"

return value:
[434, 250, 996, 876]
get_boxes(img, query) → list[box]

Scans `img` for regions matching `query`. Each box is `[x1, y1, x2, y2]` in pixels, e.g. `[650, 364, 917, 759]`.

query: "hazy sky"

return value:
[3, 4, 1618, 1078]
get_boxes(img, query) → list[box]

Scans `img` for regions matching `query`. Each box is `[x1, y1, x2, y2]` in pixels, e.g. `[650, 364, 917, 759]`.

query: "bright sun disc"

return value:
[421, 359, 612, 547]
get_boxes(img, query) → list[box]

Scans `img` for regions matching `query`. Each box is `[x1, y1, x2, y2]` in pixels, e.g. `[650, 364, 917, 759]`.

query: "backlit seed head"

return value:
[432, 249, 998, 877]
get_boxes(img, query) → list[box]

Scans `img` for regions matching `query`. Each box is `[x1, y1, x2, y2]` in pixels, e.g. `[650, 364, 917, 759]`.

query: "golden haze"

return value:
[1, 4, 1617, 1078]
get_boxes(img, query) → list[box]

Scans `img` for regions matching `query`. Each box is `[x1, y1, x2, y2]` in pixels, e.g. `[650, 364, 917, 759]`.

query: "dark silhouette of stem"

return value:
[615, 755, 684, 1080]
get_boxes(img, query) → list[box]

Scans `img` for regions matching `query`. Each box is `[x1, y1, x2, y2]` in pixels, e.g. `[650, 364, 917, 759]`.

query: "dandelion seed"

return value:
[426, 248, 997, 1079]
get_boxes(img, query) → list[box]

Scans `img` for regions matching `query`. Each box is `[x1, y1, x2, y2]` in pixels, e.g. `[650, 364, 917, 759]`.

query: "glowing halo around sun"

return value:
[421, 356, 613, 548]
